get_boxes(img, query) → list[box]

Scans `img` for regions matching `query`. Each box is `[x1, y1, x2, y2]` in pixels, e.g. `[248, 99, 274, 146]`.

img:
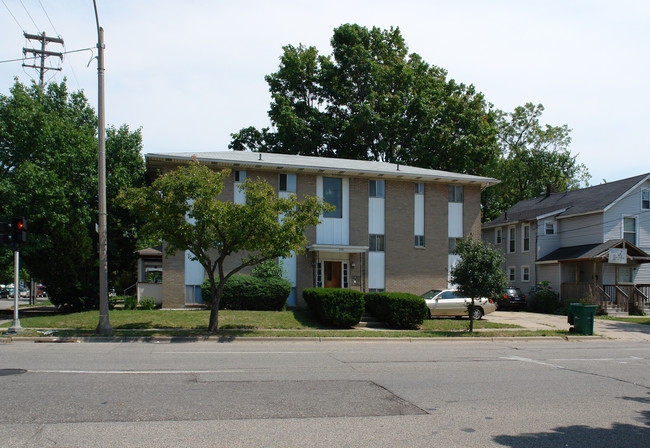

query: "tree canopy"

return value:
[230, 24, 500, 175]
[450, 236, 506, 332]
[0, 80, 145, 308]
[118, 161, 329, 331]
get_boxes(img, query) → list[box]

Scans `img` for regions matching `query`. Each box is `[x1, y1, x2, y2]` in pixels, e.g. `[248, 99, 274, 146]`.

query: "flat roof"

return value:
[146, 151, 499, 188]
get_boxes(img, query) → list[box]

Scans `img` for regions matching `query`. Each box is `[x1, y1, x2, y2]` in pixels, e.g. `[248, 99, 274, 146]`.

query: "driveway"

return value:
[485, 310, 650, 341]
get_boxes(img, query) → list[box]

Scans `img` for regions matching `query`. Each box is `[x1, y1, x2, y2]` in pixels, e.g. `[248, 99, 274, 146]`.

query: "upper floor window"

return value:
[522, 224, 530, 252]
[508, 226, 516, 253]
[369, 234, 385, 252]
[495, 228, 502, 245]
[642, 190, 650, 209]
[323, 177, 342, 218]
[369, 180, 385, 198]
[279, 173, 296, 193]
[544, 221, 556, 235]
[623, 216, 637, 245]
[415, 235, 425, 248]
[414, 183, 424, 195]
[448, 185, 463, 203]
[449, 237, 460, 254]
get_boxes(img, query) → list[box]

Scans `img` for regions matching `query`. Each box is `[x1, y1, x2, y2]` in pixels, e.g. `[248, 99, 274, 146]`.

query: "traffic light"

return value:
[12, 217, 27, 244]
[0, 218, 27, 246]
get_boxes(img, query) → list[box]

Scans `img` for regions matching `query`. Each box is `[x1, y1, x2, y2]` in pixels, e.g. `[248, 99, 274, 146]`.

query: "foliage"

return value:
[450, 236, 507, 332]
[0, 80, 145, 310]
[230, 24, 500, 176]
[530, 281, 560, 314]
[119, 160, 328, 331]
[364, 292, 428, 329]
[482, 103, 590, 221]
[138, 297, 157, 310]
[251, 259, 286, 279]
[200, 275, 291, 311]
[123, 296, 138, 310]
[303, 287, 364, 328]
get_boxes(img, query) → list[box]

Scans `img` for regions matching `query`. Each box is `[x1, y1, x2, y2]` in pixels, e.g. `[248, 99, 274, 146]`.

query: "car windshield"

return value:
[421, 289, 443, 299]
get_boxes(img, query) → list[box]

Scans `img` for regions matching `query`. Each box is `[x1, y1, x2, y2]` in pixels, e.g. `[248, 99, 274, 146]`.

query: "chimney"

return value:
[546, 183, 556, 197]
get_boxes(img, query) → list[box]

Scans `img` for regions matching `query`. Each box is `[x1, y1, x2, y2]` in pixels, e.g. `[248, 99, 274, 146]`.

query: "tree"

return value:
[482, 103, 590, 221]
[449, 236, 506, 332]
[230, 24, 500, 175]
[0, 80, 145, 308]
[118, 161, 329, 332]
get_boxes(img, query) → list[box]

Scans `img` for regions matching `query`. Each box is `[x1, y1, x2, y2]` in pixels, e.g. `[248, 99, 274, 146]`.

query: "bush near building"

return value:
[303, 288, 364, 328]
[364, 292, 428, 330]
[200, 275, 291, 311]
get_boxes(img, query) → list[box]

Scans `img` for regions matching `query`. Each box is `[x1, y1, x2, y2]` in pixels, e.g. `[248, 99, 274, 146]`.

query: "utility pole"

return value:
[94, 1, 112, 335]
[22, 32, 64, 87]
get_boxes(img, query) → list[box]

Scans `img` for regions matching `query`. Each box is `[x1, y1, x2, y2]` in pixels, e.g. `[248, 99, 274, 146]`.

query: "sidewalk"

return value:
[485, 311, 650, 341]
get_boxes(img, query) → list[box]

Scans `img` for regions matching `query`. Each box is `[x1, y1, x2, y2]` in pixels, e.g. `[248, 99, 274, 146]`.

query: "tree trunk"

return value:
[469, 298, 475, 333]
[207, 273, 224, 332]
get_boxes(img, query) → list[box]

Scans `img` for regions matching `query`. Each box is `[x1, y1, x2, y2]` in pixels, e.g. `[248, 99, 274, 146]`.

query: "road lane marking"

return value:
[27, 369, 246, 374]
[500, 356, 564, 368]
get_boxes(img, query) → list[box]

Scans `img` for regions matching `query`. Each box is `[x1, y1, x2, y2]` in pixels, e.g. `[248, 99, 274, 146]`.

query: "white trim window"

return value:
[369, 180, 385, 198]
[522, 224, 530, 252]
[507, 226, 516, 253]
[544, 221, 556, 235]
[642, 190, 650, 210]
[521, 265, 530, 282]
[414, 182, 425, 248]
[279, 173, 297, 193]
[623, 216, 637, 245]
[508, 266, 516, 282]
[323, 177, 343, 218]
[369, 234, 385, 252]
[448, 185, 463, 203]
[495, 227, 502, 245]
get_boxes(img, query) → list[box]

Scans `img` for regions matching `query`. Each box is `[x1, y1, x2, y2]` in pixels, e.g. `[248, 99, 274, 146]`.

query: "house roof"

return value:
[537, 239, 650, 263]
[136, 246, 163, 257]
[145, 151, 499, 188]
[483, 172, 650, 228]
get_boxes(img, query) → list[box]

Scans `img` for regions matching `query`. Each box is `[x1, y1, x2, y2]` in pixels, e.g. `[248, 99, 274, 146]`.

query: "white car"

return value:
[420, 289, 496, 320]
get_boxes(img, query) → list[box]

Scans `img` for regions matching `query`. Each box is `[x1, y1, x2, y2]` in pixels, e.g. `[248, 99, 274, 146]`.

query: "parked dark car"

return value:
[496, 286, 527, 310]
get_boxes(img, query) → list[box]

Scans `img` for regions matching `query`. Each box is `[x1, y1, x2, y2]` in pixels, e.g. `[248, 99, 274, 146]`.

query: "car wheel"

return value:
[471, 307, 484, 320]
[427, 309, 432, 319]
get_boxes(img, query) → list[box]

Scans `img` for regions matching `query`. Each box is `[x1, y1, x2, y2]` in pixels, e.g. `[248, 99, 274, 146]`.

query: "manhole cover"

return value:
[0, 369, 27, 376]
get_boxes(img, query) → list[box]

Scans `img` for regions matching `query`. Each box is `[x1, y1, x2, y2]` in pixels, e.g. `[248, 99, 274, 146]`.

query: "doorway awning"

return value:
[536, 239, 650, 264]
[307, 244, 369, 253]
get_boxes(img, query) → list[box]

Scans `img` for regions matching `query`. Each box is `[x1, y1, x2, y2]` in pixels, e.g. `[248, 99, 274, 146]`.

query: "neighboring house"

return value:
[135, 246, 163, 305]
[482, 173, 650, 313]
[145, 151, 498, 309]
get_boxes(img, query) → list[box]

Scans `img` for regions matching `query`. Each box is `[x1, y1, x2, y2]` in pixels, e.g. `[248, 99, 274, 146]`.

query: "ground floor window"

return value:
[508, 266, 516, 282]
[185, 285, 203, 304]
[521, 266, 530, 282]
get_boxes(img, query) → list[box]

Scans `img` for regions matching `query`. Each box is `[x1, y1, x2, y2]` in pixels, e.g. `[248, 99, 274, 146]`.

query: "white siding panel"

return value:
[281, 253, 297, 306]
[414, 194, 424, 235]
[448, 254, 461, 288]
[368, 197, 385, 234]
[604, 179, 650, 244]
[368, 252, 385, 289]
[316, 177, 350, 245]
[448, 203, 463, 238]
[185, 251, 204, 285]
[559, 213, 603, 246]
[234, 171, 246, 204]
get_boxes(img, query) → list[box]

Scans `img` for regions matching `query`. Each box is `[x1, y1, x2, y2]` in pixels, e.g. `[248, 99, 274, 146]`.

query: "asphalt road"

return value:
[1, 339, 648, 447]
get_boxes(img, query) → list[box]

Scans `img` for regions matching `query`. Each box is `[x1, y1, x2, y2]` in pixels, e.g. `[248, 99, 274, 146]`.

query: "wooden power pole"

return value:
[22, 32, 64, 87]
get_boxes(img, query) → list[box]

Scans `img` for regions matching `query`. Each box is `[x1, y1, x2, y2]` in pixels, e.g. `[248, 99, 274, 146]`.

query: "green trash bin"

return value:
[568, 303, 597, 335]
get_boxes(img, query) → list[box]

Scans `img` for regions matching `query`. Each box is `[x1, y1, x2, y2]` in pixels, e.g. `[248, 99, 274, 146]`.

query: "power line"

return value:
[0, 46, 94, 64]
[38, 0, 59, 38]
[2, 0, 25, 31]
[19, 0, 39, 31]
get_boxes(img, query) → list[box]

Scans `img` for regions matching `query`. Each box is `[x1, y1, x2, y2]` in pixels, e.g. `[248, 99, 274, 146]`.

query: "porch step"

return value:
[355, 313, 388, 328]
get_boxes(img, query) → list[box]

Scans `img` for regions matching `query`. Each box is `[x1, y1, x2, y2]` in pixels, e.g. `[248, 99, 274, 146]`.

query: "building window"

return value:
[522, 266, 530, 282]
[544, 221, 556, 235]
[317, 262, 322, 287]
[279, 173, 296, 193]
[369, 180, 385, 198]
[623, 216, 637, 245]
[449, 237, 460, 254]
[522, 224, 530, 252]
[508, 266, 516, 282]
[369, 234, 385, 252]
[414, 183, 424, 194]
[323, 177, 342, 218]
[234, 170, 245, 183]
[368, 288, 385, 293]
[343, 263, 349, 288]
[508, 226, 516, 253]
[415, 235, 425, 247]
[495, 228, 502, 245]
[448, 185, 463, 203]
[642, 190, 650, 210]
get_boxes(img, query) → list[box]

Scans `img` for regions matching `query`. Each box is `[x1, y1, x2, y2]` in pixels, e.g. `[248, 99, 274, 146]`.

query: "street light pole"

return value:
[94, 1, 112, 335]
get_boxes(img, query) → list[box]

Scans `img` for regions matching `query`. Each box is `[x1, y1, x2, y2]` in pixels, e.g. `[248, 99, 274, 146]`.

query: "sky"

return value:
[1, 0, 649, 185]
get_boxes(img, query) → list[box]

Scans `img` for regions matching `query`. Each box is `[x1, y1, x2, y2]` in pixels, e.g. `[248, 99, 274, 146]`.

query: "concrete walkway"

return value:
[485, 310, 650, 341]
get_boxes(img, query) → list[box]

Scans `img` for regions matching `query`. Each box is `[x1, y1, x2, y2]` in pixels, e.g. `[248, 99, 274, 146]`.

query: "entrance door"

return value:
[324, 261, 342, 288]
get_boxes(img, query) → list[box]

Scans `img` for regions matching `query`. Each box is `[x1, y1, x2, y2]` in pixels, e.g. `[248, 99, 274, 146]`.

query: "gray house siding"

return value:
[558, 213, 603, 247]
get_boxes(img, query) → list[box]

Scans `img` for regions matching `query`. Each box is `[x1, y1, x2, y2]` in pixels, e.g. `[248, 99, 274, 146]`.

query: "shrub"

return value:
[124, 295, 138, 310]
[530, 281, 560, 314]
[139, 297, 157, 310]
[252, 260, 285, 279]
[303, 288, 364, 328]
[201, 275, 291, 310]
[365, 292, 428, 329]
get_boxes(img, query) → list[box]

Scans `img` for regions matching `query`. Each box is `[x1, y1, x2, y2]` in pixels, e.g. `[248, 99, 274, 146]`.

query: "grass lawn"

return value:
[597, 316, 650, 325]
[0, 308, 576, 338]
